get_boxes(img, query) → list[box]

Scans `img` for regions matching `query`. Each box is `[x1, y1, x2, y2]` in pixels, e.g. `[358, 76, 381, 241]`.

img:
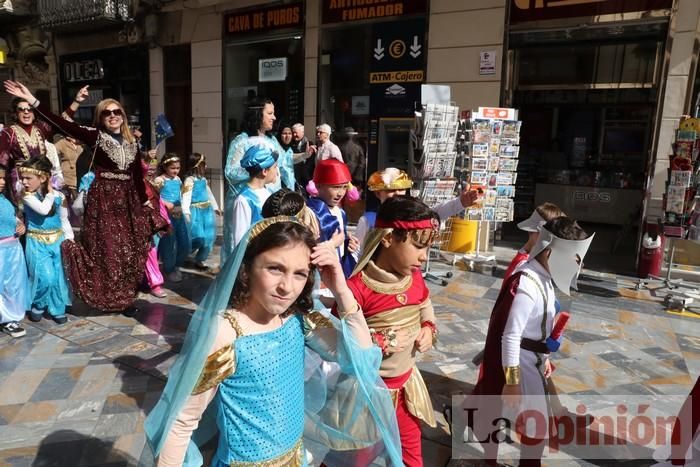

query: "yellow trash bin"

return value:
[446, 217, 478, 253]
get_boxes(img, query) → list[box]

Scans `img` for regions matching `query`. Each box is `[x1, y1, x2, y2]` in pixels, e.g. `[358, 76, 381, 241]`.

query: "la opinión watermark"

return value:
[450, 395, 695, 461]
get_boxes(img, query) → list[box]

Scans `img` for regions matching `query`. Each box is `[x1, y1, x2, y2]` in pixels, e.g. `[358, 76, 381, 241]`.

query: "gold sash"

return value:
[27, 229, 63, 244]
[229, 438, 303, 467]
[365, 304, 437, 427]
[365, 304, 422, 332]
[389, 367, 437, 428]
[191, 201, 211, 209]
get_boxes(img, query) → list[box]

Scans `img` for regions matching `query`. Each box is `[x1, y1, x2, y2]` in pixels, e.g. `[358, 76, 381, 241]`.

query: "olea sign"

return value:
[259, 58, 287, 82]
[63, 59, 104, 82]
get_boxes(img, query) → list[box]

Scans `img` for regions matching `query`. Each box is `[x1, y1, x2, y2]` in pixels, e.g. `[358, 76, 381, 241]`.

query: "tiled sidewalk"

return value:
[0, 255, 698, 466]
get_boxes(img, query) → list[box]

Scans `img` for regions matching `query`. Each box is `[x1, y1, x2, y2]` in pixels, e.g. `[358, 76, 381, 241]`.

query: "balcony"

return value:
[38, 0, 131, 32]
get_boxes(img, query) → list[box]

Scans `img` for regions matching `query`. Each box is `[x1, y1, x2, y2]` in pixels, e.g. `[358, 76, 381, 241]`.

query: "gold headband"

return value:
[193, 154, 205, 168]
[162, 156, 180, 166]
[248, 215, 305, 241]
[367, 170, 413, 191]
[18, 167, 50, 177]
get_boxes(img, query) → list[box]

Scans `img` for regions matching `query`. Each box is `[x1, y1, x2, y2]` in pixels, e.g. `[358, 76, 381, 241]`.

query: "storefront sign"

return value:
[258, 57, 287, 82]
[322, 0, 427, 24]
[510, 0, 673, 23]
[352, 96, 370, 115]
[369, 70, 424, 84]
[479, 50, 496, 75]
[63, 59, 104, 82]
[369, 18, 426, 117]
[224, 2, 303, 36]
[475, 107, 517, 120]
[535, 183, 642, 225]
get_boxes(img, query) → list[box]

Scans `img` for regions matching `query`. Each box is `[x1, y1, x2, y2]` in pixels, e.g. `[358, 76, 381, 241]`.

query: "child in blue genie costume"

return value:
[145, 216, 402, 466]
[229, 138, 279, 251]
[221, 99, 295, 264]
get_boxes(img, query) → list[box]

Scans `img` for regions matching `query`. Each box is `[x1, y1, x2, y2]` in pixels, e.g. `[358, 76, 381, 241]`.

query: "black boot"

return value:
[122, 306, 139, 318]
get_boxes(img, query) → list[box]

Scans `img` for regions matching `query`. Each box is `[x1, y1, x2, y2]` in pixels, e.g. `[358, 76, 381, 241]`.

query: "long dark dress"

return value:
[33, 102, 168, 312]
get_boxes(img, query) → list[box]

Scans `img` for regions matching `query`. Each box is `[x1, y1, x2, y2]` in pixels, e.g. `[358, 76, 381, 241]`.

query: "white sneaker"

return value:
[2, 321, 26, 338]
[168, 270, 183, 283]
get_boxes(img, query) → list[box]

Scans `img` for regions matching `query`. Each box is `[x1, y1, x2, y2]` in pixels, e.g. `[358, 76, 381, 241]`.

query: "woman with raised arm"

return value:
[4, 80, 168, 315]
[0, 85, 88, 199]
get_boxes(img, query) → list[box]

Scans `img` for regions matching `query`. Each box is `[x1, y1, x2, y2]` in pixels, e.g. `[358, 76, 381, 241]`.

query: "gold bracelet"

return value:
[504, 366, 521, 385]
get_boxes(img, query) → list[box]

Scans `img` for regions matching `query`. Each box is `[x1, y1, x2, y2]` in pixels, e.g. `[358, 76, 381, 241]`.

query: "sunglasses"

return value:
[101, 108, 124, 118]
[16, 107, 33, 113]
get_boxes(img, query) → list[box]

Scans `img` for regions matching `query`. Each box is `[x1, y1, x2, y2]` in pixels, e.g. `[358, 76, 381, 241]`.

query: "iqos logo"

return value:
[262, 60, 285, 68]
[573, 191, 611, 203]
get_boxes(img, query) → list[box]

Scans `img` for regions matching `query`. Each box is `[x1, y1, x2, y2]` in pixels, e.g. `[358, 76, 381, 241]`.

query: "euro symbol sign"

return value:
[389, 40, 406, 59]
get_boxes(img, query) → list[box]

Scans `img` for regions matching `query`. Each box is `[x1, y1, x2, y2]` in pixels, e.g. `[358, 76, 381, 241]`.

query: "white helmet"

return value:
[529, 224, 594, 296]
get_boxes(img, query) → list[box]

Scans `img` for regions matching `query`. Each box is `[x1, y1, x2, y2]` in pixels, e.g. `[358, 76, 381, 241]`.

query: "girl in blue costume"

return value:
[221, 98, 295, 264]
[145, 216, 403, 467]
[229, 138, 279, 251]
[20, 156, 72, 324]
[0, 164, 30, 338]
[182, 153, 221, 270]
[154, 154, 190, 283]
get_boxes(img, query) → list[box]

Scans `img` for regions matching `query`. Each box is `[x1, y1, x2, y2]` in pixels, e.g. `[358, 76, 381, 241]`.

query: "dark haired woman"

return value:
[145, 217, 402, 466]
[0, 86, 88, 200]
[4, 80, 168, 315]
[221, 99, 295, 264]
[277, 123, 293, 152]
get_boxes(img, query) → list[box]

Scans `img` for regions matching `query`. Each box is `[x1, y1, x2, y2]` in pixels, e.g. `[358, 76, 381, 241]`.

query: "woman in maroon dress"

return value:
[4, 80, 168, 315]
[0, 86, 87, 199]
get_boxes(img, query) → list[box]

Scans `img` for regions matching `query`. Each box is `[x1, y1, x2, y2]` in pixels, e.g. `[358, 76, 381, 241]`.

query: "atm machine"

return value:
[377, 117, 413, 172]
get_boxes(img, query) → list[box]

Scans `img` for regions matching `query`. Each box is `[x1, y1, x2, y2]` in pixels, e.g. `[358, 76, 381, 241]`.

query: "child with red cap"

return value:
[305, 158, 360, 277]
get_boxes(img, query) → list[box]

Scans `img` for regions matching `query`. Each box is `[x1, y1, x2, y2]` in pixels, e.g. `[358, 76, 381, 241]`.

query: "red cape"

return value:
[473, 271, 523, 396]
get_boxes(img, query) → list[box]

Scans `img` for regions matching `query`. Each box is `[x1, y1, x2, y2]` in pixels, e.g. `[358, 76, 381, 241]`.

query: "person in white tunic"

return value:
[465, 216, 594, 467]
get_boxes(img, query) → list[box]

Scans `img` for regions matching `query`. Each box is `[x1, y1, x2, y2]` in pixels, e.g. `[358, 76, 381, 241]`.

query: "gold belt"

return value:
[99, 172, 131, 180]
[191, 201, 211, 209]
[27, 228, 63, 244]
[229, 439, 303, 466]
[385, 367, 437, 427]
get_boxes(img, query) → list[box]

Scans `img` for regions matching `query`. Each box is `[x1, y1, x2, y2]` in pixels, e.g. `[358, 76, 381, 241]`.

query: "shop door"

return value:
[164, 45, 192, 155]
[223, 35, 304, 144]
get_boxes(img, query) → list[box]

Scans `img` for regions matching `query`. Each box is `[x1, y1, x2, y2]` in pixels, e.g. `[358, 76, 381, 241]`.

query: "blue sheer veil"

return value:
[144, 215, 256, 466]
[144, 216, 402, 466]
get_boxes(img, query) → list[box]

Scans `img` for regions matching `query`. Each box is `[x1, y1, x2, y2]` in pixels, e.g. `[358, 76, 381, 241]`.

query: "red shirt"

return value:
[342, 268, 430, 318]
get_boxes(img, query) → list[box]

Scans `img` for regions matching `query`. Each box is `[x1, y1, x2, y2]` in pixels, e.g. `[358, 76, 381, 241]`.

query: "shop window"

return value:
[164, 45, 192, 155]
[516, 40, 660, 88]
[223, 35, 304, 145]
[318, 25, 372, 138]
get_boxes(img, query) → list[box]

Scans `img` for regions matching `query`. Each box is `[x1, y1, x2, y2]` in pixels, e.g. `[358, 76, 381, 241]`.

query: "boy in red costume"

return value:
[340, 195, 439, 466]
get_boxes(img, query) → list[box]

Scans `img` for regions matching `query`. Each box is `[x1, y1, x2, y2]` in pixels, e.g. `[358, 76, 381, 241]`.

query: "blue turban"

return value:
[240, 137, 279, 174]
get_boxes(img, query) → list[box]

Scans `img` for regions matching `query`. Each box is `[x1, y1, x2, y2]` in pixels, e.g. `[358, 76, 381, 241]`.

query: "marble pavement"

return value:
[0, 246, 699, 467]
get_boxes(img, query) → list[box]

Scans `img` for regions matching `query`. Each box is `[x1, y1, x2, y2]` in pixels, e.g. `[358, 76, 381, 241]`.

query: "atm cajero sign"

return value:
[259, 57, 287, 82]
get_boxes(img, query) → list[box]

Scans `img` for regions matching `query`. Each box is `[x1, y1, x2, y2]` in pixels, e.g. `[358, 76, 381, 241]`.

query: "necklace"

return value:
[11, 125, 46, 161]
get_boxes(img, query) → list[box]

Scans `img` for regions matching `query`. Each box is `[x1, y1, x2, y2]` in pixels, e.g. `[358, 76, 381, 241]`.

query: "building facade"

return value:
[1, 0, 699, 267]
